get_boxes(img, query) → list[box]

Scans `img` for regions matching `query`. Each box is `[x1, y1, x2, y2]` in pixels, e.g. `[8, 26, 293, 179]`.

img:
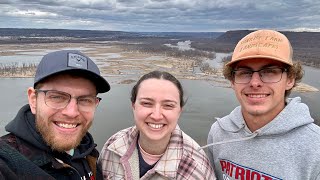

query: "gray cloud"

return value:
[0, 0, 319, 32]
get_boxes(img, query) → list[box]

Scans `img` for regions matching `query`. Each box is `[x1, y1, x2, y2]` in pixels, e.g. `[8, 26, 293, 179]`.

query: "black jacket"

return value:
[1, 104, 102, 180]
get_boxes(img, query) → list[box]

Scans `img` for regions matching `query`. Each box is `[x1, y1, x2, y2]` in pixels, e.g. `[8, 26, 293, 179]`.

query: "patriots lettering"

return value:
[219, 159, 282, 180]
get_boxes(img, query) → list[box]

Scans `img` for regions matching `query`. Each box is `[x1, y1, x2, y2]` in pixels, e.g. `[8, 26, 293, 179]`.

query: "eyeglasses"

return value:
[232, 67, 287, 84]
[35, 89, 101, 112]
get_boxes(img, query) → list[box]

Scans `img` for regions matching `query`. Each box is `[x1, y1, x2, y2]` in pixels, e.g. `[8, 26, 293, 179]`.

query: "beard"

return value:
[35, 110, 92, 152]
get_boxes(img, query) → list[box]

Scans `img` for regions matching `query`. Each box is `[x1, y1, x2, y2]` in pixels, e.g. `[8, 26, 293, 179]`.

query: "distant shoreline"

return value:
[0, 41, 318, 93]
[1, 28, 319, 69]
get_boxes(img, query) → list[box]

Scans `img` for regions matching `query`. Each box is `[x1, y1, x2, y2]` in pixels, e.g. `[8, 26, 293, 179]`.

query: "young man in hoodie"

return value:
[206, 29, 320, 179]
[0, 50, 110, 179]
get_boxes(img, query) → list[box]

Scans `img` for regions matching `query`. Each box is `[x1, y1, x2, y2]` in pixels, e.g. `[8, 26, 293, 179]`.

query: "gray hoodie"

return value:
[205, 97, 320, 180]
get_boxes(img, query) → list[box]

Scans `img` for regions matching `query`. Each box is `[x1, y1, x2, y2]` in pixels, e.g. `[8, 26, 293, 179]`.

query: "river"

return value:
[0, 67, 319, 151]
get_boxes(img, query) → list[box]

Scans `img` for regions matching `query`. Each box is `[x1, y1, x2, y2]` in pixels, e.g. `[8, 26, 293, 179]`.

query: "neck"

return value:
[138, 133, 170, 155]
[245, 117, 271, 132]
[138, 141, 164, 165]
[242, 100, 286, 132]
[243, 110, 283, 132]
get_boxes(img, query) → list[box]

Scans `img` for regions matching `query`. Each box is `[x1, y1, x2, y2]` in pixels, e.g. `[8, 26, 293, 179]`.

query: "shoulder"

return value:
[208, 119, 220, 134]
[1, 133, 18, 149]
[181, 131, 209, 162]
[181, 130, 201, 149]
[99, 126, 138, 158]
[1, 133, 41, 158]
[0, 139, 27, 171]
[207, 117, 225, 143]
[306, 123, 320, 136]
[295, 123, 320, 144]
[98, 127, 138, 177]
[103, 126, 136, 147]
[178, 130, 216, 179]
[0, 139, 54, 180]
[298, 123, 320, 151]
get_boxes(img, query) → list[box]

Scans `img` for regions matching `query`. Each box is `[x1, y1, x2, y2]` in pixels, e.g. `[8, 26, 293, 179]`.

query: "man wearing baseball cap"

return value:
[204, 30, 320, 179]
[1, 50, 110, 179]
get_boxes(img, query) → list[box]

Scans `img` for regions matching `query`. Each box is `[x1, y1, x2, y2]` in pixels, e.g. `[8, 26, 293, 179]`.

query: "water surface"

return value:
[0, 75, 319, 151]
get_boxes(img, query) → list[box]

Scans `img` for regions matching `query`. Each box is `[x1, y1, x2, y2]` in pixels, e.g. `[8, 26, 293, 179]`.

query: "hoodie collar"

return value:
[198, 97, 314, 151]
[258, 97, 314, 135]
[5, 104, 50, 151]
[219, 97, 314, 136]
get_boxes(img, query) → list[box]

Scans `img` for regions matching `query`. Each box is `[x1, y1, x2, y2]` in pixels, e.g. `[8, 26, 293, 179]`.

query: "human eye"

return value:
[78, 97, 95, 106]
[47, 91, 68, 103]
[163, 103, 175, 110]
[235, 69, 252, 77]
[140, 101, 153, 107]
[261, 68, 280, 75]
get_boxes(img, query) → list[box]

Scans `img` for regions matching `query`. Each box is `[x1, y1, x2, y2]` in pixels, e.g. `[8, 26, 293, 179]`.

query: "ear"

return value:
[131, 103, 136, 110]
[28, 87, 37, 114]
[285, 77, 295, 90]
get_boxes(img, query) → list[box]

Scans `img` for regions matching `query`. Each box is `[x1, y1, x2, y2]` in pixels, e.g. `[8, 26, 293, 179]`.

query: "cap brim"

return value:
[34, 69, 110, 93]
[226, 55, 294, 67]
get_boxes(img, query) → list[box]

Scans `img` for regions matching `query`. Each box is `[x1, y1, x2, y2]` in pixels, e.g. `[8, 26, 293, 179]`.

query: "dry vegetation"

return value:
[0, 31, 319, 93]
[0, 63, 36, 77]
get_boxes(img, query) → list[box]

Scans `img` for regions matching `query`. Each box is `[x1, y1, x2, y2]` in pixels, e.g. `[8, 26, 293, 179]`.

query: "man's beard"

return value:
[35, 112, 92, 152]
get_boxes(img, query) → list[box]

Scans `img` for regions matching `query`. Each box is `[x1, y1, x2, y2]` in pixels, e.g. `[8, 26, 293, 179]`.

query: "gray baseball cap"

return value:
[34, 50, 110, 93]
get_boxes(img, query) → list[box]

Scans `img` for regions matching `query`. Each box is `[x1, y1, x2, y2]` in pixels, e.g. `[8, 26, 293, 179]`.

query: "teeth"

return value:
[247, 94, 267, 98]
[56, 123, 77, 129]
[148, 123, 164, 129]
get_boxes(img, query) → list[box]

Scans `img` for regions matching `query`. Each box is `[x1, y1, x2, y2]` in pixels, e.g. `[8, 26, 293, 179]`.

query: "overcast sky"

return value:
[0, 0, 319, 32]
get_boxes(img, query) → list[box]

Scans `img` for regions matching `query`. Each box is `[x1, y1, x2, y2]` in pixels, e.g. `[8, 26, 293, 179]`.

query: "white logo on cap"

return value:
[68, 53, 88, 69]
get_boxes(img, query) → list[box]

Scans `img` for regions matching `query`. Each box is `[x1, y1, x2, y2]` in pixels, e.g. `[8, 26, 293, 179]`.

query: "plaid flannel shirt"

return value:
[98, 125, 216, 180]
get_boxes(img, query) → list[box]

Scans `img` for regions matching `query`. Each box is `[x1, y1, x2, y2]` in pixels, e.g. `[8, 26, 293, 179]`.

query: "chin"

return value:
[51, 139, 81, 152]
[45, 134, 82, 152]
[246, 108, 267, 116]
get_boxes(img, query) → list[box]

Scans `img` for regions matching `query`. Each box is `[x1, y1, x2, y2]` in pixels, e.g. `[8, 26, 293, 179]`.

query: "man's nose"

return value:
[61, 98, 80, 118]
[249, 72, 263, 87]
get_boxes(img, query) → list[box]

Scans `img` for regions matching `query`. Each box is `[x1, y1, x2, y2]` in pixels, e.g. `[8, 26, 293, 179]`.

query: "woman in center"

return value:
[98, 71, 216, 179]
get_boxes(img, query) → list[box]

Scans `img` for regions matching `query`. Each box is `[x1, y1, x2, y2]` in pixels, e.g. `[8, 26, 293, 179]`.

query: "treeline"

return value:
[119, 35, 320, 69]
[0, 63, 36, 77]
[294, 49, 320, 68]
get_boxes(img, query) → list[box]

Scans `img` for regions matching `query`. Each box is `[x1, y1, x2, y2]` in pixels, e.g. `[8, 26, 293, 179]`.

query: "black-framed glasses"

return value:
[232, 67, 287, 84]
[35, 89, 101, 112]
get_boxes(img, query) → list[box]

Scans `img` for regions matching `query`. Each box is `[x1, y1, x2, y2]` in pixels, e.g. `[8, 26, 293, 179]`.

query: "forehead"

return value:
[235, 58, 285, 69]
[40, 74, 96, 92]
[138, 78, 179, 95]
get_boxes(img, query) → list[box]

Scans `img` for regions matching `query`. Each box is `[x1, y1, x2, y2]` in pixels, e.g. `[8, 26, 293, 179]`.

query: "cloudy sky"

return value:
[0, 0, 319, 32]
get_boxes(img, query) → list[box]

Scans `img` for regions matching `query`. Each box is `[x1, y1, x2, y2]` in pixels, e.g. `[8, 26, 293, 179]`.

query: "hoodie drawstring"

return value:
[197, 131, 259, 151]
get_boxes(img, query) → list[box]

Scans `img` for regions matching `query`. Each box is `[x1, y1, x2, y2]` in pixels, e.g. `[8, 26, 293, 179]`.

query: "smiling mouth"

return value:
[147, 123, 164, 129]
[55, 122, 78, 129]
[246, 94, 269, 98]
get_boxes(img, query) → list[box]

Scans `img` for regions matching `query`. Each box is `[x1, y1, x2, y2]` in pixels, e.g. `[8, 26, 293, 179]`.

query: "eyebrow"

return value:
[47, 89, 97, 97]
[236, 64, 282, 69]
[139, 97, 178, 104]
